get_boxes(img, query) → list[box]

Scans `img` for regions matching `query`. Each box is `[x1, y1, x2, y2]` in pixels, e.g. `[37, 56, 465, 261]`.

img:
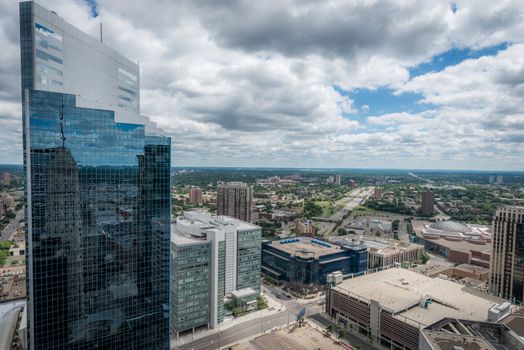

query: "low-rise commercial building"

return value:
[420, 317, 524, 350]
[412, 220, 491, 267]
[326, 267, 508, 350]
[414, 263, 489, 282]
[171, 211, 262, 336]
[295, 219, 316, 237]
[334, 237, 424, 270]
[261, 237, 367, 288]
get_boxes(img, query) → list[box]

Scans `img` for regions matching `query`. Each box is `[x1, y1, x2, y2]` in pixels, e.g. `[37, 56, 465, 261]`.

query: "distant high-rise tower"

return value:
[496, 175, 504, 185]
[1, 172, 10, 185]
[20, 2, 171, 349]
[217, 182, 253, 222]
[421, 191, 435, 215]
[189, 187, 203, 204]
[489, 175, 495, 184]
[374, 188, 382, 199]
[335, 175, 341, 185]
[490, 206, 524, 303]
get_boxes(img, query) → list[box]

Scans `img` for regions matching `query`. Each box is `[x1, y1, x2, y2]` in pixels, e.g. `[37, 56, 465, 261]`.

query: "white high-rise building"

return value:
[171, 211, 262, 335]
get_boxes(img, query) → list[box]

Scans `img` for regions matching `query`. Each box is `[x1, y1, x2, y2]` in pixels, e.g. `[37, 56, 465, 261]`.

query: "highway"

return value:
[314, 187, 374, 236]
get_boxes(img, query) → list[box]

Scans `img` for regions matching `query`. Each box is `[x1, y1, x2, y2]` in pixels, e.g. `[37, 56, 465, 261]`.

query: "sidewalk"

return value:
[307, 317, 375, 350]
[173, 290, 285, 348]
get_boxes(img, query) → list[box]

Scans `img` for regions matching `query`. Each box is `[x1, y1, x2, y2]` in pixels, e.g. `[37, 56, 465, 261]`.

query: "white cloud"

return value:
[0, 0, 522, 169]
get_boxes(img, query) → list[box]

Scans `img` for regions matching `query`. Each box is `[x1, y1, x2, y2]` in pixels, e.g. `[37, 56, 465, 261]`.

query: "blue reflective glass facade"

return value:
[261, 238, 367, 285]
[20, 2, 171, 349]
[24, 90, 171, 349]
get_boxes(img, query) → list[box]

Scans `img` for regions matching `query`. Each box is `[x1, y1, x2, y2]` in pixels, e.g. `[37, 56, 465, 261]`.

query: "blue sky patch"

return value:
[335, 85, 435, 120]
[409, 42, 509, 78]
[84, 0, 99, 17]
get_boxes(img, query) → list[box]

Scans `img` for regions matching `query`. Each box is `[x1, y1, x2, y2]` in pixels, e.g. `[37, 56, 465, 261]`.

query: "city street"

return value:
[174, 284, 322, 350]
[174, 282, 377, 350]
[1, 208, 23, 241]
[176, 312, 291, 350]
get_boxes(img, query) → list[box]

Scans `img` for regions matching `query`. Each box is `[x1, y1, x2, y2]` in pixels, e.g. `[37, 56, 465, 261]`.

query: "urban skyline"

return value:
[1, 1, 524, 350]
[0, 0, 523, 170]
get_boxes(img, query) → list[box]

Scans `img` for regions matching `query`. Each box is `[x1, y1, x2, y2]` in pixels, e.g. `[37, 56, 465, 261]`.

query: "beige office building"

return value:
[217, 182, 253, 223]
[188, 187, 203, 204]
[490, 206, 524, 303]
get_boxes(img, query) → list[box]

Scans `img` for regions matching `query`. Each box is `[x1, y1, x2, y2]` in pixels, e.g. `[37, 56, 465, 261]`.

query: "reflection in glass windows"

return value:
[27, 90, 171, 349]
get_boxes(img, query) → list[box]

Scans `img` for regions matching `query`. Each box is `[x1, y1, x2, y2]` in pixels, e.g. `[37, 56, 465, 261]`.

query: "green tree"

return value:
[337, 329, 346, 339]
[256, 295, 268, 309]
[304, 201, 323, 218]
[420, 252, 430, 264]
[0, 241, 13, 266]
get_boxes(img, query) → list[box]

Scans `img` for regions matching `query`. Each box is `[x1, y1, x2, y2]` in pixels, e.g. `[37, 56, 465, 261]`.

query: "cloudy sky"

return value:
[1, 0, 523, 170]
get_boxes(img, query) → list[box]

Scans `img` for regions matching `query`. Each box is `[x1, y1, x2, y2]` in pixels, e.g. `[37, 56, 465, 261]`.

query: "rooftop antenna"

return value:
[100, 22, 103, 43]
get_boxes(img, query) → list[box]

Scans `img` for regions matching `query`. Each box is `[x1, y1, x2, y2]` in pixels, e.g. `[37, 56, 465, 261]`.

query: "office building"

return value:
[335, 175, 341, 185]
[373, 187, 382, 199]
[188, 187, 203, 204]
[326, 267, 509, 350]
[20, 2, 171, 349]
[171, 211, 261, 335]
[497, 175, 504, 185]
[261, 237, 367, 288]
[490, 206, 524, 303]
[2, 195, 15, 210]
[421, 190, 435, 215]
[217, 182, 253, 222]
[295, 219, 316, 237]
[412, 220, 491, 268]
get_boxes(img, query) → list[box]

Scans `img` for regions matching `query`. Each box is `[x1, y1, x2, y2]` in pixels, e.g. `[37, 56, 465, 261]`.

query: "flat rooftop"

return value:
[266, 237, 350, 258]
[333, 268, 505, 328]
[412, 220, 491, 256]
[333, 236, 423, 258]
[171, 211, 261, 245]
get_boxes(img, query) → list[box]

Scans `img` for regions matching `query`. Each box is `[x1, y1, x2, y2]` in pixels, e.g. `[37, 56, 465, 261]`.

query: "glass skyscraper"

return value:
[20, 2, 171, 349]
